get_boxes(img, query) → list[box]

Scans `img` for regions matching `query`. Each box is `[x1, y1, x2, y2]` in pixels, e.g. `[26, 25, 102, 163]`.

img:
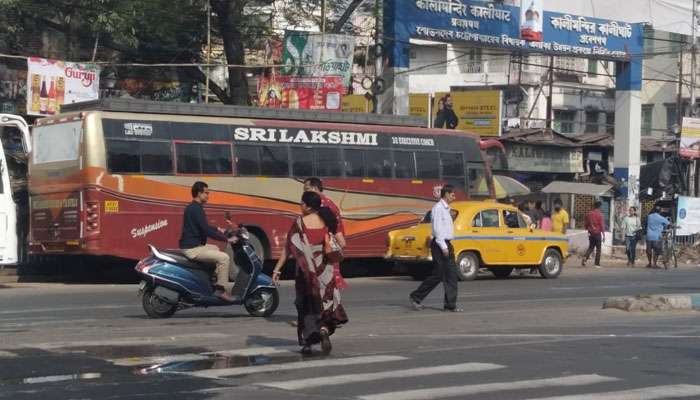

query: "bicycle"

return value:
[660, 225, 678, 269]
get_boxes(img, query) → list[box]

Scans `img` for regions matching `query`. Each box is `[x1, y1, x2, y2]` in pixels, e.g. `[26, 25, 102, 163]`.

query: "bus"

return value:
[28, 99, 499, 263]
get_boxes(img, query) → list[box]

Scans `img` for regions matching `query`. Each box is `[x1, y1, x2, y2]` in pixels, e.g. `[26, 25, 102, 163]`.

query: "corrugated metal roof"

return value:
[541, 181, 613, 197]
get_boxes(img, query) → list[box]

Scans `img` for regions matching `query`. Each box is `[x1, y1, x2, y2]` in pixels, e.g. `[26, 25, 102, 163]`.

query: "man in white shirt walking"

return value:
[409, 185, 462, 312]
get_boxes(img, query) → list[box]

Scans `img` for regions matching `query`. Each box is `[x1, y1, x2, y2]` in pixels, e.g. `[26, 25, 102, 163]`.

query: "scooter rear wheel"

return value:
[244, 288, 279, 317]
[142, 288, 178, 319]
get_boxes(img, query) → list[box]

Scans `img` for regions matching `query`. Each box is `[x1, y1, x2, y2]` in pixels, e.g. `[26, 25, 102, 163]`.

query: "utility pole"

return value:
[205, 0, 211, 104]
[321, 0, 327, 33]
[691, 0, 698, 117]
[545, 56, 554, 129]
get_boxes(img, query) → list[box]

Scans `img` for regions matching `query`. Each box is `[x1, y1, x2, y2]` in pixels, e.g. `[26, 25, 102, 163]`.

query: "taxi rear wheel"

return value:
[539, 249, 563, 279]
[456, 252, 479, 281]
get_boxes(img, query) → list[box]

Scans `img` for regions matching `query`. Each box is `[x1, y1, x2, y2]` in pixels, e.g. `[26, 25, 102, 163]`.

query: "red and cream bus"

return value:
[28, 99, 499, 262]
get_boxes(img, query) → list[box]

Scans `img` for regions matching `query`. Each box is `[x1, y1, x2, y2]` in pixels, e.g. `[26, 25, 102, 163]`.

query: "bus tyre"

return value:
[456, 252, 479, 281]
[490, 267, 513, 279]
[538, 249, 563, 279]
[245, 287, 279, 317]
[142, 289, 177, 319]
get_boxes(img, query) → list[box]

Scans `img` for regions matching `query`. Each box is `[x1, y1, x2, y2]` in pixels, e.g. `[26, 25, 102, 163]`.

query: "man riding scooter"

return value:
[179, 181, 237, 301]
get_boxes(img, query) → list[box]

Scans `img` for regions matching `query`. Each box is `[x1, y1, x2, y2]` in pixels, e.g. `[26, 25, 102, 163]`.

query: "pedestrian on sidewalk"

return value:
[645, 206, 670, 268]
[409, 184, 462, 312]
[272, 191, 348, 355]
[551, 199, 569, 235]
[303, 177, 348, 289]
[540, 210, 552, 232]
[582, 201, 605, 268]
[533, 201, 545, 228]
[622, 206, 641, 267]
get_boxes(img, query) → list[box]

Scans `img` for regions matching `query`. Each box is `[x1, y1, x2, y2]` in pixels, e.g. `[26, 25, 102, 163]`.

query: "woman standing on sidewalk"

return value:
[622, 207, 641, 267]
[272, 191, 348, 355]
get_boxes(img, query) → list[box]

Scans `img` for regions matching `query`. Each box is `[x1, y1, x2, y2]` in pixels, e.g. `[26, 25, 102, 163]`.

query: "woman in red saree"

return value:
[272, 191, 349, 355]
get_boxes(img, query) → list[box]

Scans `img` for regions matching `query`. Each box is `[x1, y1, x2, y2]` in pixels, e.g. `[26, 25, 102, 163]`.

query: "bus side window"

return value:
[365, 149, 392, 178]
[140, 141, 172, 174]
[415, 151, 440, 179]
[176, 143, 232, 174]
[440, 152, 465, 189]
[314, 147, 342, 177]
[394, 150, 416, 179]
[235, 144, 261, 176]
[260, 145, 289, 176]
[291, 147, 313, 177]
[107, 139, 140, 173]
[344, 149, 364, 177]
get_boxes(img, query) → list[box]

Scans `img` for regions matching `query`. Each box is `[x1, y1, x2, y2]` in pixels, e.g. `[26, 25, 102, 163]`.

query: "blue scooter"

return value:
[135, 225, 279, 318]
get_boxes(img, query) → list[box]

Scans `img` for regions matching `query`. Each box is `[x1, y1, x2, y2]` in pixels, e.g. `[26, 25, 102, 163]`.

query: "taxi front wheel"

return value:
[456, 252, 479, 281]
[539, 249, 563, 279]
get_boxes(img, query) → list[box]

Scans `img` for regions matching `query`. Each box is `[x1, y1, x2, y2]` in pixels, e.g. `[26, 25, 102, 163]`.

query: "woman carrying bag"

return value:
[272, 191, 349, 355]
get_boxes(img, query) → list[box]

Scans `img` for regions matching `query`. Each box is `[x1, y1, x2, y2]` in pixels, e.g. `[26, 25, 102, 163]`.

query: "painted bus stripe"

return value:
[358, 374, 619, 400]
[260, 362, 505, 390]
[186, 355, 407, 379]
[523, 384, 700, 400]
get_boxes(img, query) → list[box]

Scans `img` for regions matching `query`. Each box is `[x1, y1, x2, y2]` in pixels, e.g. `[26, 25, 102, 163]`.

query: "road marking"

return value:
[186, 355, 407, 379]
[358, 374, 619, 400]
[0, 350, 17, 358]
[111, 346, 299, 366]
[31, 333, 230, 350]
[523, 384, 700, 400]
[260, 362, 505, 390]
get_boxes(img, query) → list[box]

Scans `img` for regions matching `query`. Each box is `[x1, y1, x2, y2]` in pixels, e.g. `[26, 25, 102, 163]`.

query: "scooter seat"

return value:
[158, 249, 216, 272]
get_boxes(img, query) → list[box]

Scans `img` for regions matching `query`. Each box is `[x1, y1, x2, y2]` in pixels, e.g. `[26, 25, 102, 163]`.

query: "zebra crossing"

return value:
[108, 346, 700, 400]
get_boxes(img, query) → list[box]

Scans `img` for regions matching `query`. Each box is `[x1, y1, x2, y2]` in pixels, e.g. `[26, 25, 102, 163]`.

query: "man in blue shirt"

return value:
[645, 206, 670, 268]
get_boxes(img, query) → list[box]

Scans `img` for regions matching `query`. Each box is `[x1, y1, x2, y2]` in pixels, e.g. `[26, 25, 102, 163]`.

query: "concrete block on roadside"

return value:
[603, 294, 694, 312]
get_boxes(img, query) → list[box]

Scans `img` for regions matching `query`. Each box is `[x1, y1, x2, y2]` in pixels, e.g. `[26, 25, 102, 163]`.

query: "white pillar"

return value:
[613, 61, 643, 209]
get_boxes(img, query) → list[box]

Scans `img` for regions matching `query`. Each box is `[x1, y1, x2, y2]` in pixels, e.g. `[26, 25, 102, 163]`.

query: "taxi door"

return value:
[467, 208, 504, 264]
[501, 209, 540, 265]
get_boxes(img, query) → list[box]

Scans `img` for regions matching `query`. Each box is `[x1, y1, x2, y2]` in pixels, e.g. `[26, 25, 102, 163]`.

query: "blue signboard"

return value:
[384, 0, 644, 70]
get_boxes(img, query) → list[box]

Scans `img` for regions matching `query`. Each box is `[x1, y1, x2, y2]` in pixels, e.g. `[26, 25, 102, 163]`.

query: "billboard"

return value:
[409, 93, 430, 119]
[342, 94, 370, 113]
[282, 31, 355, 86]
[257, 76, 345, 111]
[26, 57, 100, 116]
[680, 117, 700, 159]
[676, 196, 700, 236]
[432, 91, 502, 136]
[385, 0, 644, 69]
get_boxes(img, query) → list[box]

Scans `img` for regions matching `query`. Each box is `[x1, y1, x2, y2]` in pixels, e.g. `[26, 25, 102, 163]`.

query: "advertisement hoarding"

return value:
[520, 0, 544, 42]
[680, 117, 700, 159]
[432, 90, 502, 136]
[26, 57, 100, 116]
[409, 93, 431, 119]
[282, 31, 355, 86]
[258, 76, 345, 111]
[342, 94, 370, 113]
[676, 196, 700, 236]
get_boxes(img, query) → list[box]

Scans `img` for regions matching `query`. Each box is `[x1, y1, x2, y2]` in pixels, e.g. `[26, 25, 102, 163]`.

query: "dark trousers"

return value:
[584, 233, 602, 266]
[625, 235, 638, 264]
[410, 240, 458, 310]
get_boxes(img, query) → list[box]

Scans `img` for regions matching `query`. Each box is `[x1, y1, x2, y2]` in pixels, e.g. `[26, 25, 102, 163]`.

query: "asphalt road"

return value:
[1, 266, 700, 399]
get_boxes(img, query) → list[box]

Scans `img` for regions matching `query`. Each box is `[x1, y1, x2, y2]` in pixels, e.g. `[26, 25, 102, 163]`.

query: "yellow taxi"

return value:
[386, 201, 568, 281]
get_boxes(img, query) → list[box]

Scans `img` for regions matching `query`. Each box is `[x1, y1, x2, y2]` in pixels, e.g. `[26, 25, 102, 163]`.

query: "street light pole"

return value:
[321, 0, 326, 33]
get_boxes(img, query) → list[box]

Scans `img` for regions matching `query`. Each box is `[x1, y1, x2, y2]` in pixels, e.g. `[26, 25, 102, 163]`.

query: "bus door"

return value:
[0, 114, 31, 265]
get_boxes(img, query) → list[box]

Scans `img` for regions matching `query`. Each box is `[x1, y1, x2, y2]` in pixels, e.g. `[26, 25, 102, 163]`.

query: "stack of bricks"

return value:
[573, 195, 595, 230]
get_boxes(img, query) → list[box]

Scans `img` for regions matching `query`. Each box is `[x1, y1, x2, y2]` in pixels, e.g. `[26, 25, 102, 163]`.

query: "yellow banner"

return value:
[342, 95, 370, 113]
[409, 93, 430, 118]
[432, 91, 502, 136]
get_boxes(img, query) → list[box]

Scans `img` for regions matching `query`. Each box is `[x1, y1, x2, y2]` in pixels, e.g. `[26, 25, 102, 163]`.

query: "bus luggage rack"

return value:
[61, 98, 428, 128]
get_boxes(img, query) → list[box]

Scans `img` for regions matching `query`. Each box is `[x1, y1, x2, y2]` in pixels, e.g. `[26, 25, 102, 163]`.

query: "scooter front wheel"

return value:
[142, 288, 178, 319]
[244, 288, 279, 317]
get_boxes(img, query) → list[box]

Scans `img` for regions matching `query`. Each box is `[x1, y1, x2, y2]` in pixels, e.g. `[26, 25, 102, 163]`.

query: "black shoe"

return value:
[320, 328, 332, 354]
[409, 297, 424, 311]
[300, 345, 312, 355]
[443, 307, 464, 312]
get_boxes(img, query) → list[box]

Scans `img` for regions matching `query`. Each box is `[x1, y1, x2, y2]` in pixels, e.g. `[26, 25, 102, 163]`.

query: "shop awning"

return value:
[541, 181, 613, 197]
